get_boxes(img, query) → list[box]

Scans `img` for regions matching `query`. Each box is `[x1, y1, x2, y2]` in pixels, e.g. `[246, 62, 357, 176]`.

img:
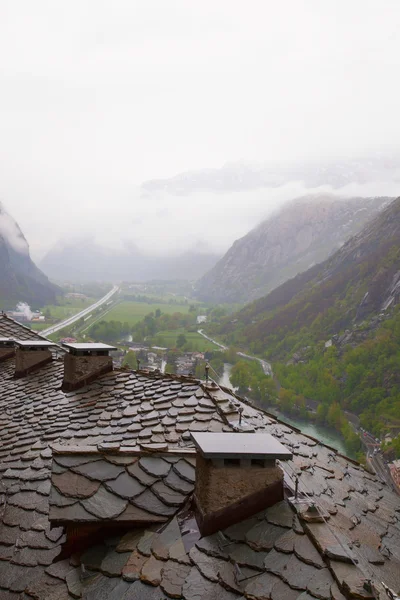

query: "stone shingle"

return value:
[1, 314, 400, 600]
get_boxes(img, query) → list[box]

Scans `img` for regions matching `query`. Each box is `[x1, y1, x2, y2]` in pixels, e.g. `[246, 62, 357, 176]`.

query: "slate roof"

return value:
[0, 313, 400, 600]
[49, 451, 195, 524]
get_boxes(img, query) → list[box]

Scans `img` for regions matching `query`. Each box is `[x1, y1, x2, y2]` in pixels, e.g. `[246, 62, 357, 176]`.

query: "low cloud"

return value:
[0, 202, 29, 255]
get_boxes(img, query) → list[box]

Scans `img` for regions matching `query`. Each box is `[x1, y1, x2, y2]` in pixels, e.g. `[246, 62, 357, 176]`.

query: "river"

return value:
[219, 363, 351, 457]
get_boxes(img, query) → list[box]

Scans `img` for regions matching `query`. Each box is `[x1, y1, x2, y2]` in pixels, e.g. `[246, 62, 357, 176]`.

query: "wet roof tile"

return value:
[2, 314, 400, 599]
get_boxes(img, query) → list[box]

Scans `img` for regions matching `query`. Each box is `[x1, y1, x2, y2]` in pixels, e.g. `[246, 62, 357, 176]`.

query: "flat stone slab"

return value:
[71, 461, 124, 481]
[228, 543, 267, 570]
[307, 567, 335, 600]
[122, 549, 147, 582]
[189, 546, 226, 582]
[81, 485, 127, 519]
[127, 462, 158, 486]
[100, 549, 130, 577]
[164, 469, 194, 495]
[246, 521, 287, 551]
[81, 573, 131, 600]
[182, 567, 239, 600]
[140, 555, 164, 586]
[274, 529, 299, 554]
[244, 571, 282, 599]
[139, 457, 171, 478]
[116, 530, 144, 553]
[132, 489, 177, 517]
[152, 480, 187, 507]
[264, 501, 294, 528]
[52, 471, 100, 498]
[104, 472, 145, 499]
[151, 517, 181, 560]
[53, 454, 101, 469]
[161, 560, 191, 598]
[294, 532, 326, 568]
[119, 502, 167, 523]
[172, 459, 195, 483]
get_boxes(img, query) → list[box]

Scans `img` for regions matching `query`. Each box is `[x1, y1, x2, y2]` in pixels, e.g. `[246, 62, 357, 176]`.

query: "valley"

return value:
[2, 179, 400, 472]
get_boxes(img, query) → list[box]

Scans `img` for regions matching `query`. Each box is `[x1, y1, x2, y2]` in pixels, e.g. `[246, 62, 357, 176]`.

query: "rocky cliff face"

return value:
[196, 195, 392, 303]
[0, 203, 59, 309]
[218, 197, 400, 357]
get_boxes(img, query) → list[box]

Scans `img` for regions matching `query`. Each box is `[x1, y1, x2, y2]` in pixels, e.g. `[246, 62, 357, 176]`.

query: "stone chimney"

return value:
[14, 340, 56, 378]
[62, 342, 117, 392]
[191, 432, 292, 536]
[0, 338, 15, 363]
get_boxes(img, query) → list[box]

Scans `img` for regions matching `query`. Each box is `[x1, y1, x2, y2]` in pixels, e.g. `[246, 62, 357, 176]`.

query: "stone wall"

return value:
[195, 454, 283, 514]
[63, 354, 113, 391]
[15, 349, 52, 377]
[0, 348, 14, 363]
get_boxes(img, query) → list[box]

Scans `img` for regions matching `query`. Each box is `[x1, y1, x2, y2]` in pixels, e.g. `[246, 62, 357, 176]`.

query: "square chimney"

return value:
[191, 432, 292, 536]
[0, 338, 15, 363]
[14, 340, 56, 377]
[62, 342, 117, 391]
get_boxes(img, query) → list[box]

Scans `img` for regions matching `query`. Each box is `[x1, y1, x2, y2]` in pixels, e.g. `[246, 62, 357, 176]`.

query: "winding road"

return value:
[197, 329, 273, 376]
[41, 285, 120, 337]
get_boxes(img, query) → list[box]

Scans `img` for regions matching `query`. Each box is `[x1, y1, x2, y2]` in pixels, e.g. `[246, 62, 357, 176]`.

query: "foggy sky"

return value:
[1, 1, 400, 260]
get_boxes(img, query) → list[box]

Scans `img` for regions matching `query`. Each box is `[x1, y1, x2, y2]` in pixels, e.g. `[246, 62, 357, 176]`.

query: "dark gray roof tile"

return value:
[243, 571, 282, 599]
[71, 460, 124, 481]
[189, 545, 227, 582]
[246, 521, 288, 551]
[307, 567, 335, 599]
[2, 315, 400, 599]
[104, 472, 145, 499]
[151, 480, 187, 507]
[52, 471, 100, 498]
[49, 502, 96, 523]
[160, 559, 191, 598]
[132, 489, 177, 517]
[172, 459, 195, 483]
[228, 543, 268, 570]
[80, 485, 127, 520]
[139, 457, 171, 478]
[100, 549, 130, 577]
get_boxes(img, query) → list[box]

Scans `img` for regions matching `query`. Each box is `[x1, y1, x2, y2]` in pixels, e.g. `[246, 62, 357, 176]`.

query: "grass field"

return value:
[41, 297, 95, 320]
[101, 301, 191, 327]
[155, 329, 219, 352]
[30, 323, 49, 332]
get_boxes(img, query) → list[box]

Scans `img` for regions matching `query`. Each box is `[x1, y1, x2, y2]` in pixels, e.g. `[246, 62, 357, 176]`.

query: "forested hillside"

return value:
[210, 197, 400, 444]
[216, 197, 400, 358]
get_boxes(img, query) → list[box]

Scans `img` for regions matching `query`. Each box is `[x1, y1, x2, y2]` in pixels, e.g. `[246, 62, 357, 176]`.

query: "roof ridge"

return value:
[0, 312, 64, 346]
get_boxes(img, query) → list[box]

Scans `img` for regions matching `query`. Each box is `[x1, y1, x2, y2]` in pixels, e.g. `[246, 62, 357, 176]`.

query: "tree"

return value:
[176, 334, 187, 348]
[123, 351, 137, 369]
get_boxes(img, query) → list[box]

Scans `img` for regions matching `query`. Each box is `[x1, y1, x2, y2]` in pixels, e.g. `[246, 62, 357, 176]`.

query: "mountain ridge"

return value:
[196, 194, 393, 303]
[215, 196, 400, 360]
[142, 155, 400, 195]
[0, 203, 59, 309]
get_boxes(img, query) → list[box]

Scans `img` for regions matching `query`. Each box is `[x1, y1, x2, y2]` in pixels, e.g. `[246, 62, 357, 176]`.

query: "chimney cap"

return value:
[191, 432, 292, 461]
[62, 342, 117, 355]
[14, 340, 56, 350]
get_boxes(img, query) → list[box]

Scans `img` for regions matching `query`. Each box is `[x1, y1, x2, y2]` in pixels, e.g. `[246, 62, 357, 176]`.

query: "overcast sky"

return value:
[1, 1, 400, 259]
